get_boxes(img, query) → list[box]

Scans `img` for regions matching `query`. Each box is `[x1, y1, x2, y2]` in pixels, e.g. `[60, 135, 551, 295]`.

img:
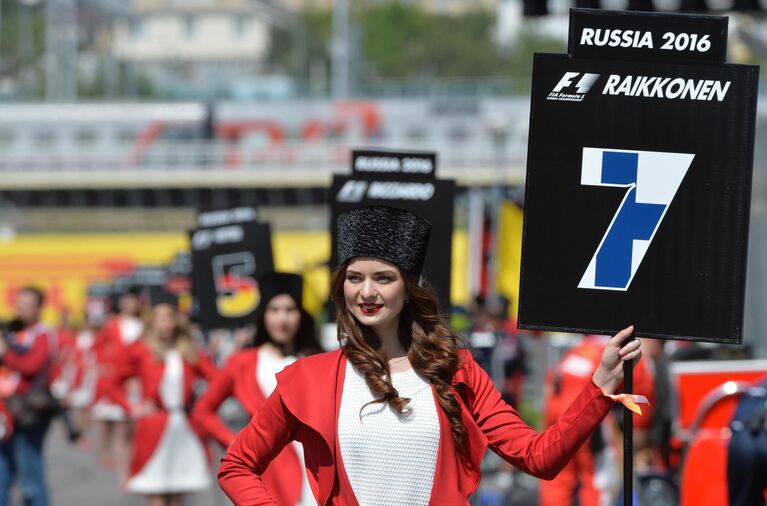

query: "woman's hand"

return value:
[592, 325, 642, 396]
[131, 400, 158, 420]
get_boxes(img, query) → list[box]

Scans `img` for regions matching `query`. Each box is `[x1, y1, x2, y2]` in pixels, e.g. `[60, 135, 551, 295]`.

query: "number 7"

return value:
[578, 148, 694, 291]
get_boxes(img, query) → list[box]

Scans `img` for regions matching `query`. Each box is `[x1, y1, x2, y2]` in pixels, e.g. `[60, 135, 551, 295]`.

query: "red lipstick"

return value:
[359, 303, 383, 315]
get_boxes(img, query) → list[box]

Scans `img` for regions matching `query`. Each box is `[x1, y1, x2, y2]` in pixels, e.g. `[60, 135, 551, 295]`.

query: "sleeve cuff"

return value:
[589, 377, 616, 405]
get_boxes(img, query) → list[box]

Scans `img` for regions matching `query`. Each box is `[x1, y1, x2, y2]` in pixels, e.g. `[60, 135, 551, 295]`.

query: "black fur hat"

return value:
[257, 272, 303, 308]
[337, 205, 431, 277]
[150, 289, 178, 308]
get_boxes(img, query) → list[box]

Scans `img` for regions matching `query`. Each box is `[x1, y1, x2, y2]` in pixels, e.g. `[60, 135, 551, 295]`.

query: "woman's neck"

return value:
[158, 332, 175, 347]
[260, 341, 289, 358]
[373, 320, 407, 360]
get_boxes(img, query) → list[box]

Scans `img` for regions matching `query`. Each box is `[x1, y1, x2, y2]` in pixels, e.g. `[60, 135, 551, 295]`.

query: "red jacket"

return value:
[93, 317, 147, 403]
[218, 348, 615, 505]
[0, 399, 12, 441]
[108, 342, 216, 477]
[0, 322, 55, 396]
[192, 347, 303, 506]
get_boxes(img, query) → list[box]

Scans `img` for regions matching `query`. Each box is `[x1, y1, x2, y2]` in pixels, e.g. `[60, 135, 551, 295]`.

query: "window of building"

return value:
[233, 15, 247, 37]
[130, 18, 143, 39]
[183, 15, 197, 39]
[0, 130, 15, 149]
[447, 124, 471, 143]
[33, 130, 56, 148]
[75, 129, 98, 146]
[117, 129, 137, 146]
[406, 126, 427, 142]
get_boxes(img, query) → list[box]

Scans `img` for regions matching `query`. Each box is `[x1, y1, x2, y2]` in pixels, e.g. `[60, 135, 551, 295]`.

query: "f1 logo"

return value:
[578, 148, 694, 291]
[337, 180, 368, 203]
[552, 72, 600, 94]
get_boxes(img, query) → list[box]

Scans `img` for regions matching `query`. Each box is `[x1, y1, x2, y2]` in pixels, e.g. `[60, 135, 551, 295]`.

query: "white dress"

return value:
[338, 362, 440, 506]
[68, 330, 97, 409]
[126, 350, 210, 494]
[256, 347, 316, 506]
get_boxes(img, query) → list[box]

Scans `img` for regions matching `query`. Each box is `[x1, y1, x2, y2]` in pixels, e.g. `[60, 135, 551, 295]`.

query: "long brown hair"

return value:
[331, 263, 467, 452]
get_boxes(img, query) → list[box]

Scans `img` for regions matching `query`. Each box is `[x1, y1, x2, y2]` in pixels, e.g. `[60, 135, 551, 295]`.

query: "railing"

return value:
[0, 139, 529, 188]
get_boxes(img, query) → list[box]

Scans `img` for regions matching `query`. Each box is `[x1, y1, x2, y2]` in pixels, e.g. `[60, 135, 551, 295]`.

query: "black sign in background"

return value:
[569, 9, 728, 64]
[191, 221, 274, 329]
[329, 175, 456, 313]
[519, 54, 758, 344]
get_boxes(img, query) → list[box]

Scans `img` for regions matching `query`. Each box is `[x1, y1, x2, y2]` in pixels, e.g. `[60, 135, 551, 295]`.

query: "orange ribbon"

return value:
[607, 394, 650, 415]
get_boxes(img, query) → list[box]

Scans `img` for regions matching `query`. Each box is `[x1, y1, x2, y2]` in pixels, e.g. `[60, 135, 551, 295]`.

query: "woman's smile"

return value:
[358, 303, 384, 315]
[343, 257, 407, 334]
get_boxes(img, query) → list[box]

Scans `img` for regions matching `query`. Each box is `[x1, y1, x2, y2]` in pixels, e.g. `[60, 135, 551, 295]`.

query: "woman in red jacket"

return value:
[109, 295, 215, 506]
[192, 272, 321, 505]
[218, 205, 642, 505]
[92, 286, 144, 475]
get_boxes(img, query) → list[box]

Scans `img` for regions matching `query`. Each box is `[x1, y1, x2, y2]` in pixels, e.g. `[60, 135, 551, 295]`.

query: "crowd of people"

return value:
[0, 205, 762, 506]
[0, 271, 323, 506]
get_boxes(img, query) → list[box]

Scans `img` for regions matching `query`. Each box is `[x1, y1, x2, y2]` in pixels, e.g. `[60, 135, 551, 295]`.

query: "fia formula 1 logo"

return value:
[578, 148, 694, 291]
[547, 72, 600, 102]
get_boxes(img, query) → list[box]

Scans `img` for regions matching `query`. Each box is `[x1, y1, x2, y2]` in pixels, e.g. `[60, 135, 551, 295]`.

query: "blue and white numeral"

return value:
[578, 148, 694, 291]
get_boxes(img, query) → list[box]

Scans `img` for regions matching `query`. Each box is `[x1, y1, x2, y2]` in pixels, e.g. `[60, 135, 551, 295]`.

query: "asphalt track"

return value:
[39, 421, 230, 505]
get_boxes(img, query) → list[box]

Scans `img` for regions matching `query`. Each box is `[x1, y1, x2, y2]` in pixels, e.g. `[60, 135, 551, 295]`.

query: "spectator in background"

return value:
[540, 334, 655, 506]
[492, 296, 528, 407]
[49, 305, 88, 446]
[727, 375, 767, 506]
[0, 286, 58, 506]
[540, 334, 619, 506]
[468, 295, 527, 407]
[641, 339, 674, 473]
[50, 307, 76, 395]
[63, 306, 106, 447]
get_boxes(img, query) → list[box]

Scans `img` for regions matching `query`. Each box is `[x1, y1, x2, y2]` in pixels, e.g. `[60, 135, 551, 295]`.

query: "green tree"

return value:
[273, 2, 566, 95]
[0, 0, 46, 98]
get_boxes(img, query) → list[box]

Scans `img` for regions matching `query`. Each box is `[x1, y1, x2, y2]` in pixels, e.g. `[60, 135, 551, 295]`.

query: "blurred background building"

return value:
[111, 0, 272, 99]
[0, 0, 766, 349]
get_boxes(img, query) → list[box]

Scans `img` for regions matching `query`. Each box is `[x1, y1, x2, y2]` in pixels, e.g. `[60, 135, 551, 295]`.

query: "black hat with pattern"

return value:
[257, 272, 303, 308]
[336, 205, 431, 278]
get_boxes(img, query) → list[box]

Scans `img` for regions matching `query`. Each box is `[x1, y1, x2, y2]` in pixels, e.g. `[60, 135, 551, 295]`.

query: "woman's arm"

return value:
[218, 385, 298, 506]
[465, 326, 639, 480]
[196, 352, 217, 382]
[104, 344, 142, 413]
[1, 331, 49, 378]
[191, 361, 237, 448]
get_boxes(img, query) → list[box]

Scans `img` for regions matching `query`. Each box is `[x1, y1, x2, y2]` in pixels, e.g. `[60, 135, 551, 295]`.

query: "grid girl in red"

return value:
[192, 272, 321, 505]
[219, 205, 642, 505]
[108, 294, 215, 506]
[91, 286, 145, 475]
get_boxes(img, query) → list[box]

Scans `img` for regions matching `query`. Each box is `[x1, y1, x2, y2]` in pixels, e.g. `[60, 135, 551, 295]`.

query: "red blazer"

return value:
[192, 347, 303, 505]
[93, 318, 140, 402]
[1, 322, 55, 396]
[108, 342, 215, 477]
[218, 349, 615, 505]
